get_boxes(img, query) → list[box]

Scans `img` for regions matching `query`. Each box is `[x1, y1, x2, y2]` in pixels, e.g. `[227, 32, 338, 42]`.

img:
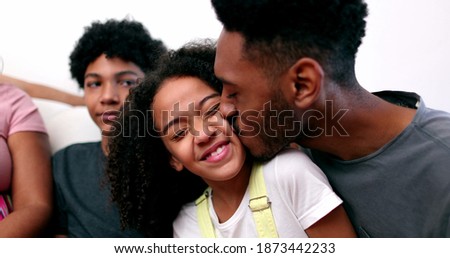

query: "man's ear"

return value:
[287, 58, 324, 109]
[169, 156, 184, 172]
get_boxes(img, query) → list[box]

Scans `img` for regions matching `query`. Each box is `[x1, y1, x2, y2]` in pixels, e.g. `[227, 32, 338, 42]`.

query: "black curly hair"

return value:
[69, 18, 167, 88]
[211, 0, 368, 84]
[106, 40, 221, 237]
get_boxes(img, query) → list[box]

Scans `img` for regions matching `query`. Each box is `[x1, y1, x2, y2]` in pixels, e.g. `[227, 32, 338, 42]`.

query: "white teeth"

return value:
[209, 145, 225, 158]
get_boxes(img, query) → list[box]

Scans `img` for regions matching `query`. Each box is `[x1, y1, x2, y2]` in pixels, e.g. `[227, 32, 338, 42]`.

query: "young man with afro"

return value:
[52, 19, 167, 237]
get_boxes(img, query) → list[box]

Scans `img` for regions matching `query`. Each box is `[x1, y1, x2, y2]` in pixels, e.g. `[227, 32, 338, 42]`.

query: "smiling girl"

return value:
[106, 42, 356, 238]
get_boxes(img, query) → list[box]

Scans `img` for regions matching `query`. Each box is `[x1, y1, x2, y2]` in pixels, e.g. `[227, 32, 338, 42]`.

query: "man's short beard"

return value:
[256, 98, 297, 161]
[231, 90, 298, 162]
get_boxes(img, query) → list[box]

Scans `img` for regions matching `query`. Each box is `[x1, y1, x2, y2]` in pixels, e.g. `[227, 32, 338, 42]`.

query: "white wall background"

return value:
[356, 0, 450, 112]
[1, 0, 450, 112]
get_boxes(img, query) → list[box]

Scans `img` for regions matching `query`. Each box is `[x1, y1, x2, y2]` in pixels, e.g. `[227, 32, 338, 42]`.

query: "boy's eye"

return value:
[118, 79, 138, 87]
[85, 81, 101, 88]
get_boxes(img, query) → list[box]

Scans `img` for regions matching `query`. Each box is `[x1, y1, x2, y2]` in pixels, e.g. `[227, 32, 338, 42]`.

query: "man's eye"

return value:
[227, 92, 237, 99]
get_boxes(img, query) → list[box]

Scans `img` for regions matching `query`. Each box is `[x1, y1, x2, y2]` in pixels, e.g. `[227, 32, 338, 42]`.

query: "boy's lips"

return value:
[99, 110, 119, 123]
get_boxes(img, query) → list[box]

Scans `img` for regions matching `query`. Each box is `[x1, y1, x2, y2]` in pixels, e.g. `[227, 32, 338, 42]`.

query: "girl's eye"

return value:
[171, 129, 188, 141]
[204, 103, 220, 119]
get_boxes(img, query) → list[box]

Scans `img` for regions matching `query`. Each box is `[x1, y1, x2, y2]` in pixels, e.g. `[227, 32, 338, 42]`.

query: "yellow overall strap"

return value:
[248, 162, 279, 238]
[195, 188, 216, 238]
[195, 162, 278, 238]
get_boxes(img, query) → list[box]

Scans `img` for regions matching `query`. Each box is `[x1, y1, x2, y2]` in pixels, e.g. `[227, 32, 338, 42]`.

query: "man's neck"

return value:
[299, 90, 417, 160]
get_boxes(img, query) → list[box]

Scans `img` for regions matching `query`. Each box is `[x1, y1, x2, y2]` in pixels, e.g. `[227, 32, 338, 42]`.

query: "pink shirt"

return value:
[0, 84, 47, 192]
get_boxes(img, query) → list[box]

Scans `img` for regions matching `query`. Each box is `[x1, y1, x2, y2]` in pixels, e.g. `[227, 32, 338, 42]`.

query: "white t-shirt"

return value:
[173, 148, 342, 238]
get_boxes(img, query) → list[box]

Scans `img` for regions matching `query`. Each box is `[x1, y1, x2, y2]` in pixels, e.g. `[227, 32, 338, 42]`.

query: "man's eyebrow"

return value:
[216, 76, 234, 86]
[161, 93, 220, 135]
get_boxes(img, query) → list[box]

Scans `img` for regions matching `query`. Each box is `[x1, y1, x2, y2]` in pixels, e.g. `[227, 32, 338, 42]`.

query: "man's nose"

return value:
[219, 101, 237, 119]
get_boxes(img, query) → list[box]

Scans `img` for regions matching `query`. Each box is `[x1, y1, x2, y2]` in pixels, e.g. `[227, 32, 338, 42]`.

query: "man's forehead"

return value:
[217, 30, 244, 55]
[215, 31, 247, 78]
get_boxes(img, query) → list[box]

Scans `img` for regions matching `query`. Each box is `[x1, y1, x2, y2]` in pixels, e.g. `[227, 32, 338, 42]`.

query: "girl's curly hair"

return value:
[69, 18, 167, 88]
[106, 40, 220, 237]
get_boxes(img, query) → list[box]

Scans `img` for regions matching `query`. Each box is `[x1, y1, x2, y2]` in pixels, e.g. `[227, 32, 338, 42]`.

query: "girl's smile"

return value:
[153, 76, 247, 183]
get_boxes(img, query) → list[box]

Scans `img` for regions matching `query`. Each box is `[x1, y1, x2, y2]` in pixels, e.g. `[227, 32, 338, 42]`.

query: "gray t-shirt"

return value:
[308, 91, 450, 237]
[52, 142, 144, 237]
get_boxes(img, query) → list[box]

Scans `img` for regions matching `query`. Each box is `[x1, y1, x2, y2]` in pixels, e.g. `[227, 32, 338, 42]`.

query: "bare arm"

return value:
[305, 205, 356, 238]
[0, 132, 53, 237]
[0, 74, 84, 106]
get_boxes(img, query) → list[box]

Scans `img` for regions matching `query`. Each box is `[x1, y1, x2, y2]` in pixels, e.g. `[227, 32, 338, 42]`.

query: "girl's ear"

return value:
[169, 155, 184, 172]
